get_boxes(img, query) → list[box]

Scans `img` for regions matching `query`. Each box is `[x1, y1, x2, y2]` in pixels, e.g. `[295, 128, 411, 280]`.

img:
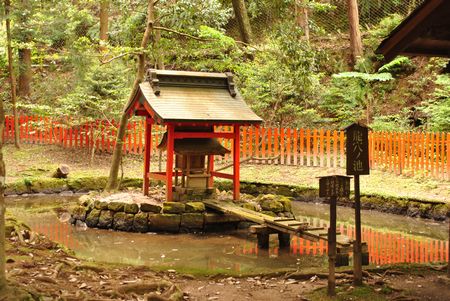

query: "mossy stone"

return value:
[133, 212, 149, 232]
[185, 202, 205, 213]
[276, 185, 294, 197]
[94, 200, 109, 210]
[204, 213, 241, 224]
[85, 209, 101, 227]
[242, 203, 257, 211]
[124, 203, 139, 214]
[98, 210, 114, 228]
[148, 214, 181, 232]
[140, 203, 162, 213]
[181, 213, 204, 229]
[163, 202, 185, 214]
[261, 211, 277, 217]
[278, 197, 292, 212]
[71, 206, 87, 221]
[67, 176, 108, 192]
[260, 200, 284, 213]
[108, 202, 125, 212]
[79, 195, 95, 209]
[113, 212, 134, 231]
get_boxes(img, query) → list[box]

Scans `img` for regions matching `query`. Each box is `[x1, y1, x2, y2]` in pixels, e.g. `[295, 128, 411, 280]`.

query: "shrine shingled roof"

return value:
[376, 0, 450, 62]
[126, 69, 263, 125]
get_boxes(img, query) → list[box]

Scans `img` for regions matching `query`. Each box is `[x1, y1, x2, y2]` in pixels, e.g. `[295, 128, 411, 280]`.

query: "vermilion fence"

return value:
[4, 116, 450, 180]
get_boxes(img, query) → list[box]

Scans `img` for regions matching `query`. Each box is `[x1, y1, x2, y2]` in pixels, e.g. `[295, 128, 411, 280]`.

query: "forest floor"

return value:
[4, 216, 450, 301]
[5, 144, 450, 203]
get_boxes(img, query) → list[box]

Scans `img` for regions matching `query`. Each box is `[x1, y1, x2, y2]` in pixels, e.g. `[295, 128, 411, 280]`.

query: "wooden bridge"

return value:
[204, 199, 356, 263]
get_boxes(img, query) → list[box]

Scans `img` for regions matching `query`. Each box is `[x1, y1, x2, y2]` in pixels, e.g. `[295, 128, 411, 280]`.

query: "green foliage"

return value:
[237, 23, 323, 127]
[370, 114, 411, 132]
[378, 56, 414, 76]
[58, 62, 131, 121]
[323, 71, 394, 125]
[421, 74, 450, 132]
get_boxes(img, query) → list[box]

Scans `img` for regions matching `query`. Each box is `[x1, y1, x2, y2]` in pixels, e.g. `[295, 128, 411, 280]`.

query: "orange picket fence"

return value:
[4, 115, 450, 180]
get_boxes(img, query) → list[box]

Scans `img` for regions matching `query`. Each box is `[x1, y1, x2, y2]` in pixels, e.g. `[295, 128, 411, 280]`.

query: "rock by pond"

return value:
[70, 189, 294, 234]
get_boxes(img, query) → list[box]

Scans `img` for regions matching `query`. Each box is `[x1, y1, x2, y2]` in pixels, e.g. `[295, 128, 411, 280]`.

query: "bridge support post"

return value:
[278, 233, 291, 250]
[257, 233, 269, 250]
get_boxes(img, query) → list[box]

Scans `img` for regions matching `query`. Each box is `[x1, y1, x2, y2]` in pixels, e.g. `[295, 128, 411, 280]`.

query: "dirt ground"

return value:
[5, 144, 450, 203]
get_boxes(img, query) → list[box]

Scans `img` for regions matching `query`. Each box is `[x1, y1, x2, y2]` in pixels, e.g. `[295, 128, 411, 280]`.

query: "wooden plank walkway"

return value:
[204, 199, 352, 248]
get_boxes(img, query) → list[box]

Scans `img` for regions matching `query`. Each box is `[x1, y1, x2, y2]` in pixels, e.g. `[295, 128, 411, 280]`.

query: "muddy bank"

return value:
[6, 176, 449, 221]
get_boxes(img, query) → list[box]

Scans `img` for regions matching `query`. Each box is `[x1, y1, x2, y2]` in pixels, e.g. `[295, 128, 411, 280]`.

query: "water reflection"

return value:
[6, 196, 449, 274]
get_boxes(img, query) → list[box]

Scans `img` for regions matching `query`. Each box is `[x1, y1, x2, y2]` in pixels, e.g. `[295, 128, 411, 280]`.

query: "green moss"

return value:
[124, 203, 139, 214]
[67, 176, 108, 191]
[119, 177, 143, 189]
[181, 213, 204, 229]
[278, 197, 292, 212]
[140, 203, 162, 213]
[260, 200, 284, 213]
[108, 202, 125, 212]
[261, 211, 277, 217]
[185, 202, 206, 213]
[163, 202, 185, 214]
[242, 203, 257, 211]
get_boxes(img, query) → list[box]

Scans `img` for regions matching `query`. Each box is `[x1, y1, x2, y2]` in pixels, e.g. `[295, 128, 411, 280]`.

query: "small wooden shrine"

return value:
[125, 70, 262, 202]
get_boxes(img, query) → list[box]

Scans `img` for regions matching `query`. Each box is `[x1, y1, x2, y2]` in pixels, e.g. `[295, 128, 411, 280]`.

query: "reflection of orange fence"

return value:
[238, 224, 449, 266]
[31, 221, 79, 249]
[5, 116, 450, 180]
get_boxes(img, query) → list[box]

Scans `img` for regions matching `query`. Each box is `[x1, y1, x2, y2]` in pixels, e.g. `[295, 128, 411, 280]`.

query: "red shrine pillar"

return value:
[208, 155, 214, 188]
[166, 124, 175, 201]
[233, 124, 240, 200]
[143, 118, 152, 196]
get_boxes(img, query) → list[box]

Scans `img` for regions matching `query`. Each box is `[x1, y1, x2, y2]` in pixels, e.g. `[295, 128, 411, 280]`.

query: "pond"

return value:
[6, 195, 449, 276]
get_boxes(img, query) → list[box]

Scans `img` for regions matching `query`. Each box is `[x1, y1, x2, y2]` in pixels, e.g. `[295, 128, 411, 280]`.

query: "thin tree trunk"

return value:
[295, 0, 310, 41]
[347, 0, 363, 64]
[105, 0, 155, 191]
[154, 20, 164, 70]
[18, 48, 32, 97]
[5, 0, 20, 149]
[231, 0, 252, 44]
[0, 33, 7, 289]
[99, 0, 109, 47]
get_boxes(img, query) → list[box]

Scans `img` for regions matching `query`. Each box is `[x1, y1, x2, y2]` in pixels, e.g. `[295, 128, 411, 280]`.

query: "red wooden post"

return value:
[166, 124, 175, 201]
[208, 154, 214, 188]
[233, 124, 240, 200]
[447, 133, 450, 181]
[143, 118, 152, 196]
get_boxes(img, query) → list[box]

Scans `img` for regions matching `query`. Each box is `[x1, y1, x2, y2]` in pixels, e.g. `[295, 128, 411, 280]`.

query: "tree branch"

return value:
[153, 26, 214, 42]
[100, 52, 142, 65]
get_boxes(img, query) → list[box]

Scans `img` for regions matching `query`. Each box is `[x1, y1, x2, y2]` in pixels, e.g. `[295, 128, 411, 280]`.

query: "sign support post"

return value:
[319, 175, 351, 297]
[353, 174, 362, 285]
[345, 123, 370, 287]
[328, 195, 337, 297]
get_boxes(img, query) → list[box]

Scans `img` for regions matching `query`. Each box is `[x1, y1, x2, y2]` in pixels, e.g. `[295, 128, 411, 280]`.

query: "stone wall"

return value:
[70, 194, 294, 233]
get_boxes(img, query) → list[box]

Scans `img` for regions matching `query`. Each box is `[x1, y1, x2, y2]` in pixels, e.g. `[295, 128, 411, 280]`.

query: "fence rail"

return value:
[4, 116, 450, 180]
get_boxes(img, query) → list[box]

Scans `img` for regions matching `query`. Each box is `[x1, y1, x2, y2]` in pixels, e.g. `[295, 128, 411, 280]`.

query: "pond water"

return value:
[6, 195, 449, 275]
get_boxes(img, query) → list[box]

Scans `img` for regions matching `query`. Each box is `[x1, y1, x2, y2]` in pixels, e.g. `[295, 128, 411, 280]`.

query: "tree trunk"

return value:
[5, 0, 20, 149]
[0, 31, 7, 289]
[295, 0, 310, 41]
[18, 48, 32, 97]
[99, 0, 109, 44]
[154, 20, 165, 70]
[347, 0, 363, 64]
[231, 0, 252, 44]
[105, 0, 155, 191]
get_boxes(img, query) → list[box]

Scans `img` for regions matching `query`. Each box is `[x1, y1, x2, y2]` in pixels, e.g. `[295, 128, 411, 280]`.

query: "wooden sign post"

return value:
[345, 123, 370, 286]
[447, 208, 450, 278]
[319, 175, 351, 297]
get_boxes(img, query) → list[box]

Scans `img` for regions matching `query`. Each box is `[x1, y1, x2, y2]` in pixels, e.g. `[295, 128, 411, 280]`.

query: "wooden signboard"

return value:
[319, 176, 351, 198]
[346, 123, 369, 175]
